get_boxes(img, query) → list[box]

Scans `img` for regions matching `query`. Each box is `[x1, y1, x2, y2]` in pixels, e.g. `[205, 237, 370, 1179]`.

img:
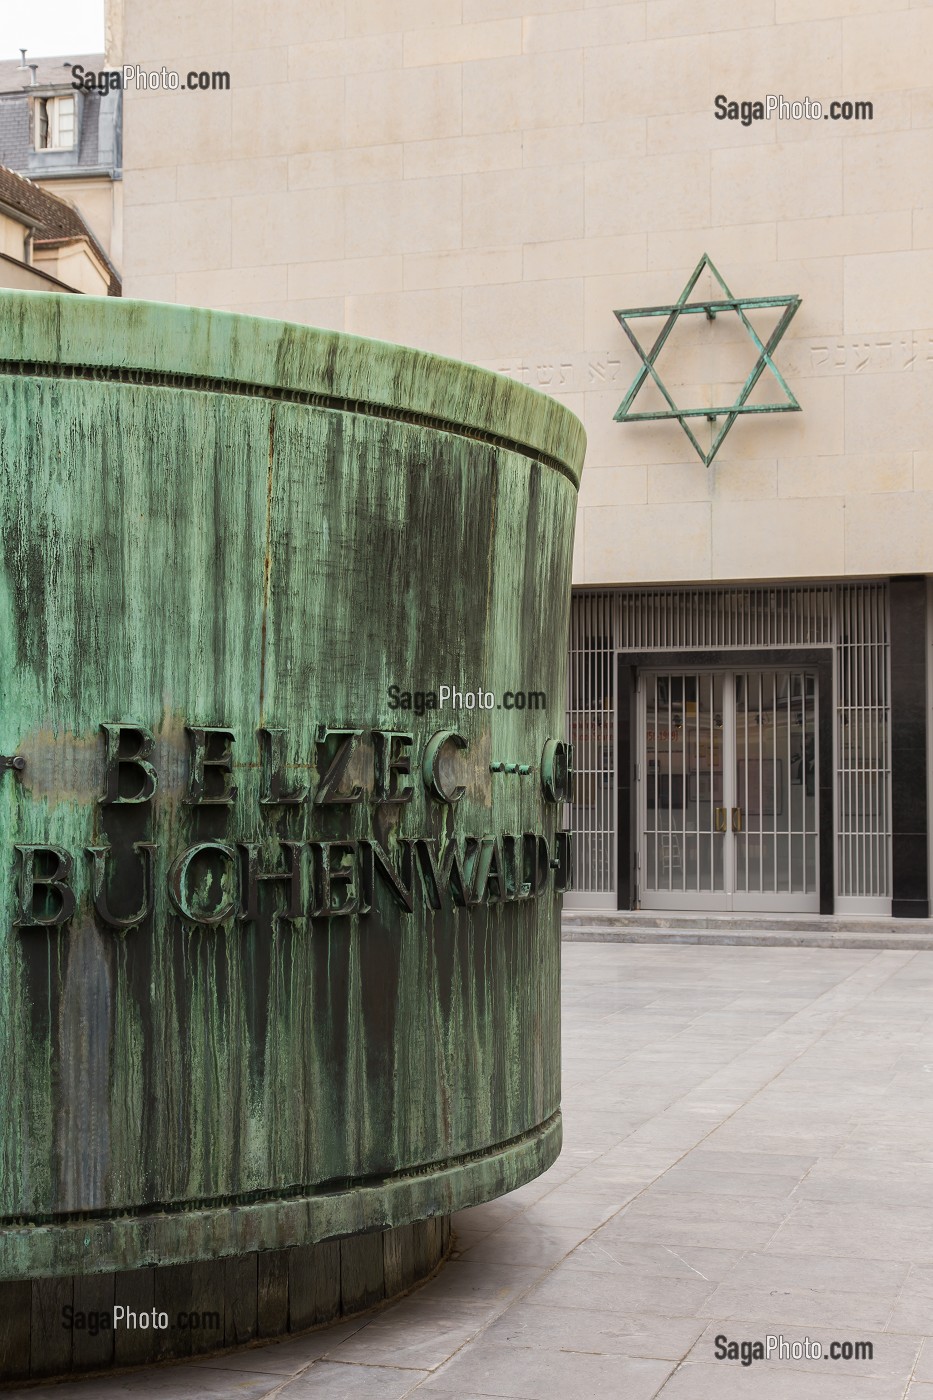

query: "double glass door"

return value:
[638, 669, 819, 911]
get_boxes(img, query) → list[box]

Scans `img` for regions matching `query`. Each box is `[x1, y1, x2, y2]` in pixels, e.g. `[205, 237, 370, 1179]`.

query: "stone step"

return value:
[561, 910, 933, 951]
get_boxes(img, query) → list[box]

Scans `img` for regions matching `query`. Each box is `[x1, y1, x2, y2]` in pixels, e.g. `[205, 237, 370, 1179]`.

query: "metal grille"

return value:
[567, 592, 615, 898]
[732, 669, 819, 902]
[567, 583, 891, 908]
[836, 583, 890, 902]
[618, 586, 834, 650]
[642, 670, 725, 900]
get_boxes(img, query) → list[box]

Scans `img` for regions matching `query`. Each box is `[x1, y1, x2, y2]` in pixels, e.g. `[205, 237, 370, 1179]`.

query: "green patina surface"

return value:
[0, 291, 584, 1280]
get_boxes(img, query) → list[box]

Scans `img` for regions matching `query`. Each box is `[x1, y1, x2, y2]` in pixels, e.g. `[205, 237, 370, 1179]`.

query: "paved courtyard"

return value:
[9, 942, 933, 1399]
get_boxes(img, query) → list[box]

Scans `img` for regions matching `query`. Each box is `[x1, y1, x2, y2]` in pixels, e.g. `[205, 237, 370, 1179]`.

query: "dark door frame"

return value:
[617, 648, 834, 915]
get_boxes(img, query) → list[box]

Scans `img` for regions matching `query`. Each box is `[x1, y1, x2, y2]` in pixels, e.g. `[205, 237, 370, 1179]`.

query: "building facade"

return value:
[0, 54, 123, 270]
[0, 162, 118, 294]
[113, 0, 933, 918]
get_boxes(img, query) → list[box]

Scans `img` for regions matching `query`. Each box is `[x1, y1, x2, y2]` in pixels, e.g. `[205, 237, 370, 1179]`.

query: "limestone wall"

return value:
[117, 0, 933, 585]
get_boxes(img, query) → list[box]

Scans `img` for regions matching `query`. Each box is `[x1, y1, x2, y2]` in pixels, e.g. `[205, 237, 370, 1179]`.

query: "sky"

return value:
[2, 0, 104, 61]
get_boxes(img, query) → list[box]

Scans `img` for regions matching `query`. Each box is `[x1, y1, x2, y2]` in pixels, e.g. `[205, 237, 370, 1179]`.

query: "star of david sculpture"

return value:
[613, 253, 801, 467]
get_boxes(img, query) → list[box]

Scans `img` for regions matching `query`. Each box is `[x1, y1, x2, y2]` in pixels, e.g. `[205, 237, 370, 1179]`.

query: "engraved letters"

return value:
[258, 728, 308, 805]
[99, 724, 158, 805]
[86, 842, 157, 930]
[10, 719, 572, 932]
[14, 846, 76, 927]
[314, 727, 364, 805]
[185, 727, 238, 805]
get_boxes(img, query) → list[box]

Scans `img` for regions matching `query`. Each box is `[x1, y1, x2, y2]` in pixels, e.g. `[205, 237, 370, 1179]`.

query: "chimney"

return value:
[29, 64, 38, 86]
[18, 49, 27, 68]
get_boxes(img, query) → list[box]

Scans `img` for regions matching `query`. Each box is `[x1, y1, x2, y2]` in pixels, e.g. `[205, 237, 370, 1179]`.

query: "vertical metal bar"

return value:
[872, 585, 878, 896]
[693, 670, 698, 891]
[735, 672, 741, 894]
[596, 595, 601, 890]
[878, 583, 884, 897]
[843, 587, 848, 897]
[867, 586, 874, 896]
[681, 673, 689, 894]
[834, 591, 839, 897]
[739, 669, 745, 890]
[794, 670, 799, 891]
[764, 671, 770, 896]
[599, 595, 604, 891]
[862, 586, 868, 898]
[865, 585, 870, 896]
[855, 587, 861, 897]
[745, 669, 750, 896]
[843, 588, 850, 897]
[586, 594, 591, 890]
[852, 587, 858, 896]
[644, 668, 650, 893]
[802, 670, 808, 892]
[677, 671, 684, 893]
[677, 674, 683, 893]
[700, 672, 708, 890]
[591, 595, 596, 890]
[742, 670, 748, 893]
[853, 589, 859, 894]
[858, 587, 864, 897]
[862, 588, 874, 896]
[653, 672, 658, 892]
[783, 670, 789, 892]
[806, 660, 812, 890]
[872, 584, 877, 896]
[666, 674, 672, 892]
[836, 588, 843, 899]
[843, 587, 850, 897]
[584, 596, 589, 892]
[609, 596, 615, 894]
[594, 595, 598, 890]
[845, 586, 851, 898]
[712, 671, 718, 893]
[874, 583, 881, 896]
[846, 582, 851, 890]
[884, 582, 890, 898]
[877, 583, 883, 897]
[875, 583, 879, 892]
[806, 669, 812, 890]
[886, 583, 892, 898]
[787, 670, 793, 892]
[857, 582, 862, 890]
[854, 588, 861, 898]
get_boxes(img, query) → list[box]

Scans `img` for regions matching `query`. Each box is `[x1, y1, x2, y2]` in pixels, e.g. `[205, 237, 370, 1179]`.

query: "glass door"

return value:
[638, 669, 819, 912]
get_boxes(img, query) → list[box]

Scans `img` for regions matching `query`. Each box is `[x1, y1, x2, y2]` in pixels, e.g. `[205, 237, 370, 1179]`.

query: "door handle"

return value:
[731, 807, 742, 832]
[714, 807, 727, 833]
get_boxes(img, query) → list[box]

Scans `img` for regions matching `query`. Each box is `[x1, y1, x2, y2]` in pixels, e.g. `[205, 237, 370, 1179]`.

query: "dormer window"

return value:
[35, 95, 76, 150]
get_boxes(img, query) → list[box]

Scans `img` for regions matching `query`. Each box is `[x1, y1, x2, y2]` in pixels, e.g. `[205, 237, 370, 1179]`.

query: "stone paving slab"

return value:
[6, 943, 933, 1399]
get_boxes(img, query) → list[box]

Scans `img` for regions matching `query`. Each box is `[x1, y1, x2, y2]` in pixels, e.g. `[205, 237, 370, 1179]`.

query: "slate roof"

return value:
[0, 54, 104, 94]
[0, 93, 29, 173]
